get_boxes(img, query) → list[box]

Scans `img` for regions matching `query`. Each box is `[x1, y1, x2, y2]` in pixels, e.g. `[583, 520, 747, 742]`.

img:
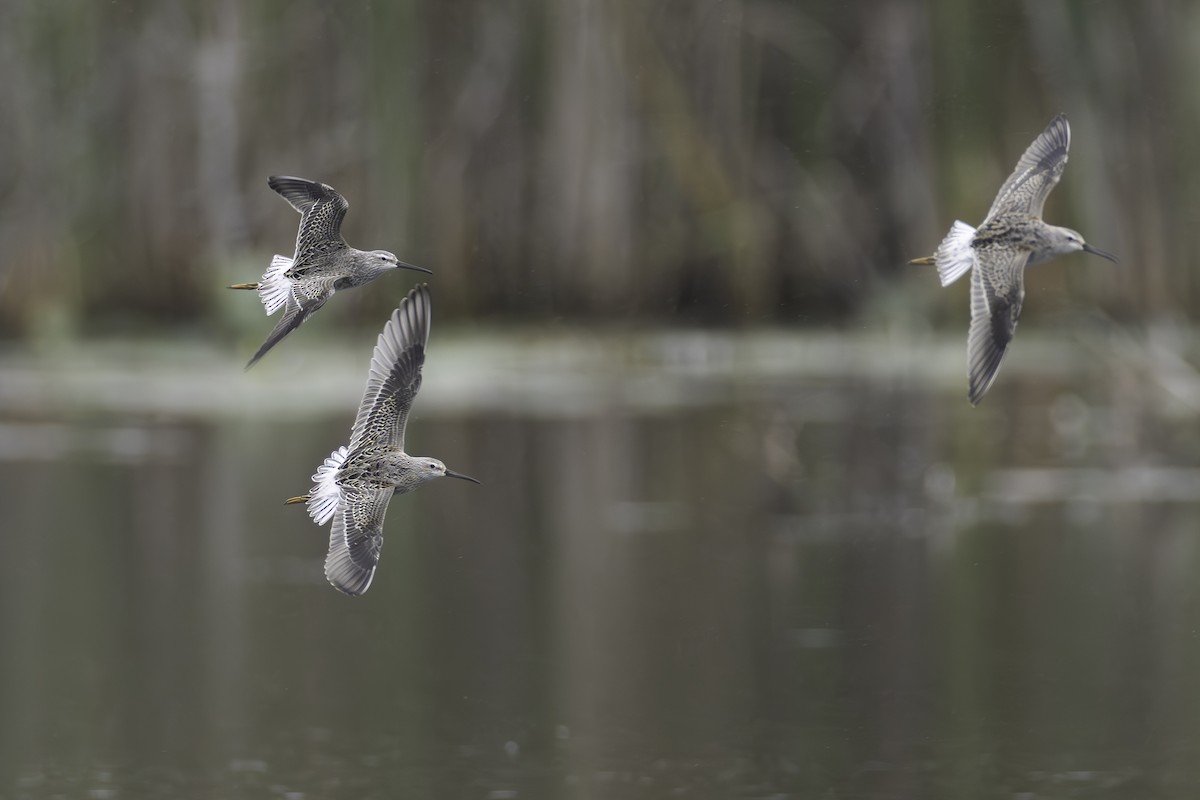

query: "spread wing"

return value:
[324, 485, 393, 596]
[243, 278, 337, 369]
[268, 175, 350, 262]
[967, 249, 1029, 405]
[347, 285, 431, 453]
[984, 114, 1070, 222]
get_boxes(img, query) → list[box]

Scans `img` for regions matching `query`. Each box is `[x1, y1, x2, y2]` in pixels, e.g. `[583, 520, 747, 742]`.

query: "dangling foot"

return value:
[284, 495, 310, 505]
[229, 282, 260, 290]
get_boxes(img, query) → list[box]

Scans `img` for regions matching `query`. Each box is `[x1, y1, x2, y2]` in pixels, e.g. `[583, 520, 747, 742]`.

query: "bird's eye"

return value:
[428, 463, 437, 469]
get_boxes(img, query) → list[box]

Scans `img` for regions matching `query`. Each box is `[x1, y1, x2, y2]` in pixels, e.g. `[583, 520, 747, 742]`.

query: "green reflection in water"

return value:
[2, 392, 1200, 799]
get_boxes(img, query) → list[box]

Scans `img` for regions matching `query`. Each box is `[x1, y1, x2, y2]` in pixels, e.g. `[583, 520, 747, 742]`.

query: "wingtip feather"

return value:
[325, 550, 375, 596]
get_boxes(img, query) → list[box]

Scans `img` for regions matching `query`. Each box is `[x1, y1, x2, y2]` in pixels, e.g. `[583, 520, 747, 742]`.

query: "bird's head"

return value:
[1050, 227, 1118, 263]
[369, 250, 433, 275]
[408, 456, 480, 486]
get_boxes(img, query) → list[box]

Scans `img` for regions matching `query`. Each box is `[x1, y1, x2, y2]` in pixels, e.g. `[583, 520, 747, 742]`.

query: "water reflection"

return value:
[2, 364, 1200, 798]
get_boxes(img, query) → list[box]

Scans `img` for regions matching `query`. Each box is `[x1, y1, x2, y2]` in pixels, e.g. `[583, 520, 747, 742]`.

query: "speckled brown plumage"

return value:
[284, 285, 479, 596]
[230, 176, 431, 369]
[912, 115, 1117, 405]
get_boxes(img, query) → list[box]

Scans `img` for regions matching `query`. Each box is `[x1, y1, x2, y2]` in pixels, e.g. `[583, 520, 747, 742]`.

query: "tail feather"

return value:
[933, 221, 977, 286]
[307, 446, 348, 526]
[258, 255, 295, 315]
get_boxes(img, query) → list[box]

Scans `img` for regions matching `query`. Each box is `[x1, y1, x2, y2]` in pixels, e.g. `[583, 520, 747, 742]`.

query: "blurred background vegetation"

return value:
[1, 0, 1191, 343]
[7, 5, 1200, 796]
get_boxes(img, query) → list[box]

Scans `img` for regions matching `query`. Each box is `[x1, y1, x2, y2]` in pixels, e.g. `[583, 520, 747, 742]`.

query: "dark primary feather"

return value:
[268, 175, 350, 261]
[244, 299, 320, 369]
[985, 114, 1071, 221]
[243, 268, 340, 369]
[348, 285, 432, 453]
[966, 251, 1029, 405]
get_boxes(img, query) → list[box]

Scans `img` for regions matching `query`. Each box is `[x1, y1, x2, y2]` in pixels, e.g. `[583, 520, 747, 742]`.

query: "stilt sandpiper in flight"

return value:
[285, 284, 478, 596]
[911, 114, 1117, 405]
[231, 176, 431, 369]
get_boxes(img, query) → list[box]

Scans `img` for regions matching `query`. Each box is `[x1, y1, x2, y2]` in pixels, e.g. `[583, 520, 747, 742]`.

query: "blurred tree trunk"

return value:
[0, 0, 1192, 335]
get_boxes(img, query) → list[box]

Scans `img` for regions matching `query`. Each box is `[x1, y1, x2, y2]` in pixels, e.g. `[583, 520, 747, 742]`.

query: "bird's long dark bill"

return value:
[1083, 243, 1119, 263]
[398, 260, 433, 275]
[445, 469, 480, 484]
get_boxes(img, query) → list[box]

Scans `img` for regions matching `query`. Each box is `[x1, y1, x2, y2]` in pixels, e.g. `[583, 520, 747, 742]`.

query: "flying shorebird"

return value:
[285, 284, 478, 596]
[230, 175, 431, 369]
[910, 114, 1117, 405]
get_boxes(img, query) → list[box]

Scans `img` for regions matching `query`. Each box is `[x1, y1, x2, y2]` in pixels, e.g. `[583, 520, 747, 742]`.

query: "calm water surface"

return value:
[3, 336, 1200, 799]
